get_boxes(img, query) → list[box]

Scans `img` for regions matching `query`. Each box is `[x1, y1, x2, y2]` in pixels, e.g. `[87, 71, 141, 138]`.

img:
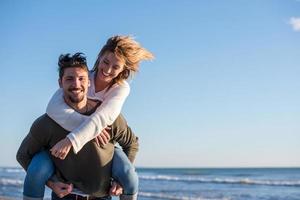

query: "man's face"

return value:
[59, 67, 90, 104]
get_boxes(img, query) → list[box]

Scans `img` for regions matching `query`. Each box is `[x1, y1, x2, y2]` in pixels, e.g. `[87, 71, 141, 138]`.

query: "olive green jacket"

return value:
[16, 114, 138, 197]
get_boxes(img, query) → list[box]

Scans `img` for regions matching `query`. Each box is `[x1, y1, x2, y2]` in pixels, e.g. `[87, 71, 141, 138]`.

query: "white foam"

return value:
[139, 192, 230, 200]
[4, 168, 24, 173]
[0, 178, 23, 186]
[139, 175, 300, 187]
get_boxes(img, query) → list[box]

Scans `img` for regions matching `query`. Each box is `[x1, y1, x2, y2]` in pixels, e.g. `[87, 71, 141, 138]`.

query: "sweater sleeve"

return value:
[111, 115, 139, 163]
[46, 89, 89, 131]
[67, 83, 130, 154]
[16, 116, 50, 171]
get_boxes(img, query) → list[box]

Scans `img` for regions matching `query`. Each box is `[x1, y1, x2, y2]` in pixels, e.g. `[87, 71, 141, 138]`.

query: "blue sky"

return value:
[1, 0, 299, 167]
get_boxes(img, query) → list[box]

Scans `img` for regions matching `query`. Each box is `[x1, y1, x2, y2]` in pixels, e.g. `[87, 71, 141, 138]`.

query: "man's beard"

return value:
[68, 95, 84, 103]
[67, 88, 85, 103]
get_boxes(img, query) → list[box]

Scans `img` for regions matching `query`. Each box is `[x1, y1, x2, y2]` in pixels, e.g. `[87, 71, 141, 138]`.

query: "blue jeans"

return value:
[112, 147, 139, 195]
[23, 148, 138, 198]
[23, 151, 54, 198]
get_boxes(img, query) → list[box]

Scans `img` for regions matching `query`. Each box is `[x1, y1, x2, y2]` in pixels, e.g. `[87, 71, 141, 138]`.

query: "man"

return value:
[16, 53, 139, 200]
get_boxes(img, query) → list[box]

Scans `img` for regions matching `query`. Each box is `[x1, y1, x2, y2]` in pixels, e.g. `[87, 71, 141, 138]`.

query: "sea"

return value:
[0, 167, 299, 200]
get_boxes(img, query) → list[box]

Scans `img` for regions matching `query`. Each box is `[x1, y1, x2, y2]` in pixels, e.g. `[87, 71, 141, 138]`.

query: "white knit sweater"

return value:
[46, 72, 130, 153]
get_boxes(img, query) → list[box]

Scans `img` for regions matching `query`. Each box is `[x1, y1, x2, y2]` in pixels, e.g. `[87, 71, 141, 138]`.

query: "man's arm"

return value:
[16, 134, 44, 170]
[110, 114, 139, 163]
[16, 115, 50, 170]
[47, 179, 73, 198]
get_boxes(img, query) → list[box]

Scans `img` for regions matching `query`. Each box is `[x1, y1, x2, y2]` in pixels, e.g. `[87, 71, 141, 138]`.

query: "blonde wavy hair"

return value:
[92, 35, 154, 84]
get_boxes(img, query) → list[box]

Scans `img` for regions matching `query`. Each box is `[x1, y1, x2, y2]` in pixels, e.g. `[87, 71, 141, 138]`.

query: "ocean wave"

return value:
[139, 175, 300, 187]
[0, 167, 24, 174]
[3, 168, 24, 173]
[139, 192, 230, 200]
[0, 178, 23, 186]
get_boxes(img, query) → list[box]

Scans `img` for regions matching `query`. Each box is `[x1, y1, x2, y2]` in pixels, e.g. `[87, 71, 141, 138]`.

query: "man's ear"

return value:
[58, 79, 62, 88]
[88, 79, 91, 88]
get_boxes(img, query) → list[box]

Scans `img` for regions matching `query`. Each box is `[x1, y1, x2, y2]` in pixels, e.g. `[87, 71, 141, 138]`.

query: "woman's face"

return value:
[96, 51, 126, 83]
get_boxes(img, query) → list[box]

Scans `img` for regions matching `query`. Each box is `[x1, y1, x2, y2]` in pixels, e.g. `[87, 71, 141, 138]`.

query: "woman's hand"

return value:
[50, 138, 72, 159]
[94, 127, 111, 147]
[109, 181, 123, 196]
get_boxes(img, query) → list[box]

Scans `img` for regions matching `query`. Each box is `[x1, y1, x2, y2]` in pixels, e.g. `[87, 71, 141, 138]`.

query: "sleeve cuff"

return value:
[67, 133, 80, 154]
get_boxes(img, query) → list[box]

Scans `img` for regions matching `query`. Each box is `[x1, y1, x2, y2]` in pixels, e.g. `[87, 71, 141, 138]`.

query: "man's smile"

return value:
[68, 88, 83, 94]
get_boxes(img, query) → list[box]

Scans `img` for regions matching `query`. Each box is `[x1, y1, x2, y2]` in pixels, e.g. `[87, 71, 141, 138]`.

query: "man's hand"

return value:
[50, 137, 72, 159]
[47, 180, 73, 198]
[94, 127, 111, 147]
[109, 181, 123, 196]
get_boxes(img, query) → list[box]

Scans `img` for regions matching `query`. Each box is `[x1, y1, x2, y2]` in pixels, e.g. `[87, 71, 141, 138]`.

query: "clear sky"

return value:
[1, 0, 299, 168]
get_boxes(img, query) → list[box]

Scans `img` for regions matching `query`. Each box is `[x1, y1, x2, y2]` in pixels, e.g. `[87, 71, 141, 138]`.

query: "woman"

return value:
[23, 35, 154, 200]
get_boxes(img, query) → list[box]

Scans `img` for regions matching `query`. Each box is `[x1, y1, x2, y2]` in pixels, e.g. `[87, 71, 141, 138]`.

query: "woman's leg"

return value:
[111, 147, 138, 200]
[23, 151, 54, 200]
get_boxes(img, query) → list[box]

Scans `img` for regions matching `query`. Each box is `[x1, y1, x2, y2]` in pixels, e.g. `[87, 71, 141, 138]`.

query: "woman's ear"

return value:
[120, 68, 130, 79]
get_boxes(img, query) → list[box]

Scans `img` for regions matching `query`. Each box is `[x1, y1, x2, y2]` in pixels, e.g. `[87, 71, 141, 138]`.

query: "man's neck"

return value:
[64, 97, 87, 114]
[65, 97, 99, 114]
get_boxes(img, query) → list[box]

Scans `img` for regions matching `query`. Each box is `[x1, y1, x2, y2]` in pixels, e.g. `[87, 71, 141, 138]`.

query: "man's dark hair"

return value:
[58, 52, 88, 79]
